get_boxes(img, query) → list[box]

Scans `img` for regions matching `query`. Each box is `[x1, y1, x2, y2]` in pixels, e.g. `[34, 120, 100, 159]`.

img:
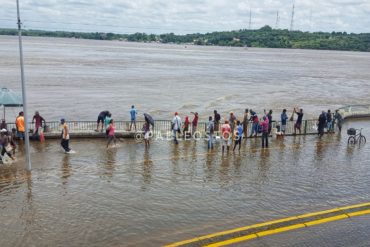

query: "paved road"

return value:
[243, 215, 370, 247]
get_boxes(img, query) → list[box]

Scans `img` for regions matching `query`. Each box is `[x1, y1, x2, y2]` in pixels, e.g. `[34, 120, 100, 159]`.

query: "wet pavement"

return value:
[243, 215, 370, 247]
[0, 119, 369, 247]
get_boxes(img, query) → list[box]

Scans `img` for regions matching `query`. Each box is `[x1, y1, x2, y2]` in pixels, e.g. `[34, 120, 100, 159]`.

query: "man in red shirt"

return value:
[221, 120, 231, 153]
[191, 112, 199, 136]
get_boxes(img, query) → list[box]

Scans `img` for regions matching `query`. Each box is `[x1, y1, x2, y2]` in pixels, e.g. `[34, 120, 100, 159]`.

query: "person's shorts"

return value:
[222, 137, 231, 147]
[294, 122, 301, 129]
[17, 131, 25, 139]
[97, 116, 104, 123]
[144, 131, 150, 140]
[281, 125, 286, 132]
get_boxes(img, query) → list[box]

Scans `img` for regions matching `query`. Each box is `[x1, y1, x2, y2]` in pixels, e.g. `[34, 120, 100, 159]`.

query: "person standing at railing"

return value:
[207, 116, 214, 150]
[267, 109, 273, 135]
[233, 120, 243, 152]
[190, 112, 198, 136]
[183, 115, 190, 138]
[60, 118, 72, 153]
[143, 119, 151, 148]
[293, 108, 304, 135]
[280, 109, 288, 134]
[229, 112, 236, 136]
[15, 111, 25, 140]
[172, 112, 182, 144]
[32, 111, 46, 135]
[104, 113, 112, 136]
[214, 110, 221, 132]
[260, 116, 269, 148]
[249, 110, 259, 137]
[106, 119, 117, 148]
[242, 109, 249, 139]
[334, 110, 343, 133]
[221, 120, 231, 153]
[96, 111, 110, 132]
[129, 105, 137, 131]
[326, 109, 333, 133]
[318, 111, 326, 137]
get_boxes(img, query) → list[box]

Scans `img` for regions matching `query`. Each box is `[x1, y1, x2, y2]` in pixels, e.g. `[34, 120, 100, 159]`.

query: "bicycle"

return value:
[347, 128, 366, 144]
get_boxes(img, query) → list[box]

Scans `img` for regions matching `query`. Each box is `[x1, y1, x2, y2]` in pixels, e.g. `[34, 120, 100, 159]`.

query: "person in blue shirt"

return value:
[233, 121, 243, 151]
[129, 105, 137, 131]
[281, 109, 288, 134]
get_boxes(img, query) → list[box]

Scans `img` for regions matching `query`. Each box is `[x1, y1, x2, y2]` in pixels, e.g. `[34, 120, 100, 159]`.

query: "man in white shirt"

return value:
[172, 112, 182, 144]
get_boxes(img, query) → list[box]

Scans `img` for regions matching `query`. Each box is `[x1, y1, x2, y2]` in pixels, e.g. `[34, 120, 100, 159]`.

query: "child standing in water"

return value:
[106, 119, 117, 148]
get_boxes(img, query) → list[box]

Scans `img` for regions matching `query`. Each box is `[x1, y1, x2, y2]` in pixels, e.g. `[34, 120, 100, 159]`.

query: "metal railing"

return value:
[5, 119, 323, 136]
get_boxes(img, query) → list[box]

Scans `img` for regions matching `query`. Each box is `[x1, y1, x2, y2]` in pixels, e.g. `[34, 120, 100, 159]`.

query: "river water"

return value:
[0, 35, 370, 122]
[1, 36, 370, 246]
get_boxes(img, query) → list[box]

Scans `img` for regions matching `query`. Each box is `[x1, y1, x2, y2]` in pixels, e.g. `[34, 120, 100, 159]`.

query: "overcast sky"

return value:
[1, 0, 369, 34]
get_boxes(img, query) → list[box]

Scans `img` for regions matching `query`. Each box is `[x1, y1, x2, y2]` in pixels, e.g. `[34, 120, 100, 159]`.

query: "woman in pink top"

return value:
[106, 119, 117, 148]
[260, 116, 269, 148]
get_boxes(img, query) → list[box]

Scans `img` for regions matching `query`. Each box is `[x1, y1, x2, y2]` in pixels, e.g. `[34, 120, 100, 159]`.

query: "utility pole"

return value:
[16, 0, 32, 170]
[249, 8, 252, 30]
[275, 11, 280, 29]
[290, 1, 295, 31]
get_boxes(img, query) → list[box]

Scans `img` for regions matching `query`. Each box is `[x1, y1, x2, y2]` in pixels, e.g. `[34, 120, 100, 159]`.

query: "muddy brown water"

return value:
[0, 119, 369, 246]
[1, 35, 370, 122]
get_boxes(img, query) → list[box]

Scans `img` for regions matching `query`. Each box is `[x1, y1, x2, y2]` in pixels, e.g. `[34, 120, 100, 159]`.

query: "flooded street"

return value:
[0, 119, 369, 246]
[1, 36, 370, 121]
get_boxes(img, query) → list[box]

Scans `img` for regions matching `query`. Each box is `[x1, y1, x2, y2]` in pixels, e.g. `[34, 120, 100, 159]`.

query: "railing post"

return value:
[304, 120, 307, 134]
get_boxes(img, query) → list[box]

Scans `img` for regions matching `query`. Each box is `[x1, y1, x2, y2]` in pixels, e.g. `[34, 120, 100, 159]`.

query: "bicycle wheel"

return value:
[359, 135, 366, 144]
[348, 136, 356, 144]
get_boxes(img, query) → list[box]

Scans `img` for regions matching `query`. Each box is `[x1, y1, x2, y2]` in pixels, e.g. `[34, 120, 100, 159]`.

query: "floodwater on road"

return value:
[0, 119, 369, 246]
[1, 35, 370, 121]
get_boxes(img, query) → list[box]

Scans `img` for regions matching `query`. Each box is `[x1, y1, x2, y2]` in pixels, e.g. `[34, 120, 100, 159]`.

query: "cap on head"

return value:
[60, 118, 65, 123]
[0, 128, 7, 133]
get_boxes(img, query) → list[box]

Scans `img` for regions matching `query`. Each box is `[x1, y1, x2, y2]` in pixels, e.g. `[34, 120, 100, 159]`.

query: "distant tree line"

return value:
[1, 25, 369, 52]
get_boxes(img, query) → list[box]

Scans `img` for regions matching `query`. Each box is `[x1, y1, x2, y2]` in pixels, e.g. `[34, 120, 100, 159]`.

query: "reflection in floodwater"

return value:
[20, 171, 34, 227]
[258, 149, 271, 183]
[219, 155, 231, 187]
[61, 155, 72, 186]
[141, 149, 153, 190]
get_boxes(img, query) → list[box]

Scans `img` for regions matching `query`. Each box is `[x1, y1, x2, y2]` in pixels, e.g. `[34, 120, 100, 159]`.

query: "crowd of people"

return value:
[0, 106, 345, 161]
[0, 110, 47, 162]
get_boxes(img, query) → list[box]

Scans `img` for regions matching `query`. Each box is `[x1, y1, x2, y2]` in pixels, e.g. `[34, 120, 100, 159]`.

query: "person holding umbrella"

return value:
[143, 113, 154, 148]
